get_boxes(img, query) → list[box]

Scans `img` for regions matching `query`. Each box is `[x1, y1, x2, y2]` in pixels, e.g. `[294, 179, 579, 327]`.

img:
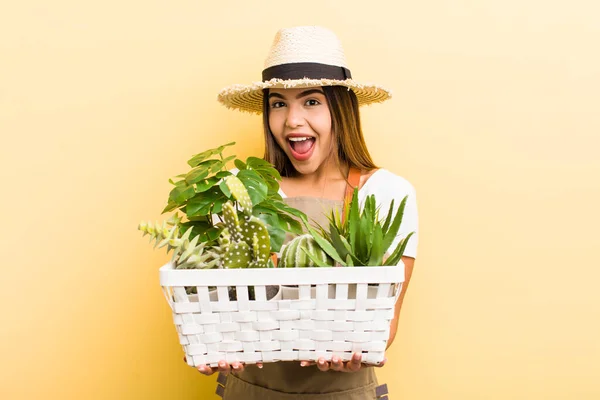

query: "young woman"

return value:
[198, 26, 419, 399]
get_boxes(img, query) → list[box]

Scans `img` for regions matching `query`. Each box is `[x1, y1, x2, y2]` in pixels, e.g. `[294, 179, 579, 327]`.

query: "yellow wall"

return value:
[1, 1, 599, 399]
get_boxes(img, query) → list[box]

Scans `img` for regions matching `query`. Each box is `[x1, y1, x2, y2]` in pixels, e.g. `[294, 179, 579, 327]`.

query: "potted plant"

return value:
[278, 187, 415, 298]
[139, 142, 306, 299]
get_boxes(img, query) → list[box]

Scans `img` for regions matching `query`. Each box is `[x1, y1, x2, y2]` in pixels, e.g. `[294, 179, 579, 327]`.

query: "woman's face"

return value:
[267, 87, 334, 176]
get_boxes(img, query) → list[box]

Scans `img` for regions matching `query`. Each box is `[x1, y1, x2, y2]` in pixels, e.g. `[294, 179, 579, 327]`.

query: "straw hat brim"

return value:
[217, 78, 392, 114]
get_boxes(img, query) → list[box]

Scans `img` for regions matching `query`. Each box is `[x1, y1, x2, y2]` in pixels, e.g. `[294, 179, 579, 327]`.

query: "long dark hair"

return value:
[262, 86, 378, 177]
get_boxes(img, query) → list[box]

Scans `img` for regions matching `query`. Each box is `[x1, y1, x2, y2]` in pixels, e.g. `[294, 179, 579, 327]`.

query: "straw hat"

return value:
[217, 26, 392, 114]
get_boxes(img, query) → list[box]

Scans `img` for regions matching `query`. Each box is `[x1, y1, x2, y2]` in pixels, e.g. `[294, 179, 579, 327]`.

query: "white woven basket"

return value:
[160, 262, 404, 367]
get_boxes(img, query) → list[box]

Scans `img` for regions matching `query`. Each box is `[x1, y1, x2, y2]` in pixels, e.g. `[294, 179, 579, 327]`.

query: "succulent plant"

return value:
[303, 188, 415, 267]
[279, 234, 334, 268]
[138, 214, 219, 269]
[219, 175, 272, 268]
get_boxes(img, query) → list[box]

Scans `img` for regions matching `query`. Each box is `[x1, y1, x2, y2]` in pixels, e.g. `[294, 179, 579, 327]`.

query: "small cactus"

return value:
[221, 201, 271, 268]
[241, 217, 271, 267]
[224, 175, 253, 217]
[279, 234, 334, 268]
[223, 241, 252, 269]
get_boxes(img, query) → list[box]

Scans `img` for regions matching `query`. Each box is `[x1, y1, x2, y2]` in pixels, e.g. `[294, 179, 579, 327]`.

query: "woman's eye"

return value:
[305, 99, 320, 106]
[271, 101, 285, 109]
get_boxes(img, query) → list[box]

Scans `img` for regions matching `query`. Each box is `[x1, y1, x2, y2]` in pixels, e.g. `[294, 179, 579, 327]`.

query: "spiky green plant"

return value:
[302, 188, 415, 267]
[279, 234, 334, 268]
[138, 213, 219, 269]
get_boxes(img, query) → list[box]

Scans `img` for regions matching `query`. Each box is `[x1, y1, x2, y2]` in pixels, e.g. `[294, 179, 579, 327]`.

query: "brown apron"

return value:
[215, 196, 390, 400]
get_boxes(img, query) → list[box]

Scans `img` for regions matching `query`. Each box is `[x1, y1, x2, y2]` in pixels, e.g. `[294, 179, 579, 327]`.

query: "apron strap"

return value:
[215, 372, 227, 398]
[376, 383, 389, 399]
[341, 166, 362, 224]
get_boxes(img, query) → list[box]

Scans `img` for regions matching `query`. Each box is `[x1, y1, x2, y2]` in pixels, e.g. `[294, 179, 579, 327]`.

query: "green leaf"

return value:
[345, 254, 354, 267]
[340, 236, 362, 265]
[357, 211, 371, 262]
[220, 155, 236, 169]
[187, 142, 235, 167]
[368, 224, 384, 266]
[216, 171, 232, 179]
[169, 183, 196, 204]
[237, 169, 268, 206]
[195, 177, 219, 193]
[277, 212, 303, 234]
[381, 199, 395, 234]
[257, 213, 285, 252]
[219, 178, 232, 198]
[246, 156, 273, 169]
[186, 190, 221, 217]
[184, 165, 210, 185]
[382, 195, 408, 254]
[305, 226, 345, 265]
[384, 232, 415, 266]
[329, 224, 351, 262]
[179, 221, 220, 244]
[234, 159, 247, 170]
[211, 195, 227, 214]
[161, 201, 179, 214]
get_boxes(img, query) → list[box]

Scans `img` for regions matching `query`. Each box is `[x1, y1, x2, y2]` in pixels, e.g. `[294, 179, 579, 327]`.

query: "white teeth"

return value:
[288, 137, 313, 142]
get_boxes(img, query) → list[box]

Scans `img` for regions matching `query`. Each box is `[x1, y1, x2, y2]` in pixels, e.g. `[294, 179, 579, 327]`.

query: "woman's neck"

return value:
[281, 159, 350, 200]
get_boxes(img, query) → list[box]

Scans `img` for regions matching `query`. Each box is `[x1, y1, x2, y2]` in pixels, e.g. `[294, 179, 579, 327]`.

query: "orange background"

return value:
[1, 1, 599, 399]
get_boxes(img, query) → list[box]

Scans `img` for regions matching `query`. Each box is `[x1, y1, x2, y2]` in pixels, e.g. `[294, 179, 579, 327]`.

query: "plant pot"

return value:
[185, 285, 281, 302]
[281, 283, 385, 299]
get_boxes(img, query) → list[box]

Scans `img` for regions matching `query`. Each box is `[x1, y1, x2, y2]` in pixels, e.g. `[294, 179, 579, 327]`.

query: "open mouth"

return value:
[288, 137, 316, 161]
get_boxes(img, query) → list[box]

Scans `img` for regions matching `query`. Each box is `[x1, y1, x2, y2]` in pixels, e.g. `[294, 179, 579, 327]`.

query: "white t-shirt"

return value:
[278, 169, 419, 259]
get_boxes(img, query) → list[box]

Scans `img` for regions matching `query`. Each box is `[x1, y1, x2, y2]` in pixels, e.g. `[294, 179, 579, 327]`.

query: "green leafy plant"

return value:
[139, 141, 308, 269]
[302, 188, 415, 267]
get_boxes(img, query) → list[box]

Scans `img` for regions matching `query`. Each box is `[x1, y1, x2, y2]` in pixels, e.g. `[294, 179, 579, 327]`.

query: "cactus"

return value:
[223, 241, 252, 269]
[279, 234, 334, 268]
[224, 175, 253, 217]
[241, 217, 271, 267]
[220, 200, 271, 268]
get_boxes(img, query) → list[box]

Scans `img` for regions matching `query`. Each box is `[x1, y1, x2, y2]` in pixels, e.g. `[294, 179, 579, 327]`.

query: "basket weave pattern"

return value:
[160, 263, 404, 367]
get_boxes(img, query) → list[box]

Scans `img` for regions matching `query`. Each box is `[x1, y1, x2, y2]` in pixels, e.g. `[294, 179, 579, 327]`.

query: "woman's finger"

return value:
[197, 364, 216, 376]
[347, 353, 362, 372]
[300, 360, 316, 367]
[316, 357, 330, 372]
[218, 360, 231, 376]
[330, 356, 344, 372]
[373, 358, 387, 368]
[256, 362, 264, 369]
[231, 362, 244, 374]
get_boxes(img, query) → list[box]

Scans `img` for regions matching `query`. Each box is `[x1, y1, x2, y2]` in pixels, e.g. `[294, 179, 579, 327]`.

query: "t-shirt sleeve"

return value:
[360, 171, 419, 260]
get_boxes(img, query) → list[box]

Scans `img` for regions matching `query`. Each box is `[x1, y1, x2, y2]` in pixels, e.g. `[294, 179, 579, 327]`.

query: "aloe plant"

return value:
[303, 188, 415, 267]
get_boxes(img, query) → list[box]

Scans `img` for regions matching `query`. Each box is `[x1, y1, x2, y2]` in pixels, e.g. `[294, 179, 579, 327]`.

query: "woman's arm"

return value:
[386, 255, 415, 349]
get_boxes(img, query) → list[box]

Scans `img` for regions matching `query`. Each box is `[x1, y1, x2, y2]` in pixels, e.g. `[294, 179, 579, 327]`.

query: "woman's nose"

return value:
[285, 104, 305, 128]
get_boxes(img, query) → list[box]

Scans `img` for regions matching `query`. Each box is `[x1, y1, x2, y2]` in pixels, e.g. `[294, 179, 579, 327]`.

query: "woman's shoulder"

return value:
[360, 168, 416, 197]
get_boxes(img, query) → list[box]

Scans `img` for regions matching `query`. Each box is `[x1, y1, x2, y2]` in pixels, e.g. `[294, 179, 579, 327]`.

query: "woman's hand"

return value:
[299, 353, 387, 373]
[184, 356, 263, 376]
